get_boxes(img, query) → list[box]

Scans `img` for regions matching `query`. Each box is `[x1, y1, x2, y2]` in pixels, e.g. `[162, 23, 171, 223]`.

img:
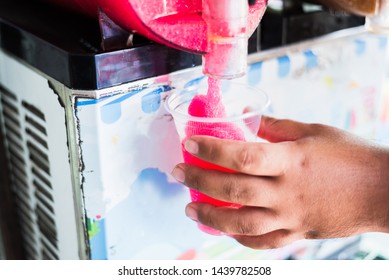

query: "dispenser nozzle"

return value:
[202, 0, 250, 79]
[366, 0, 389, 34]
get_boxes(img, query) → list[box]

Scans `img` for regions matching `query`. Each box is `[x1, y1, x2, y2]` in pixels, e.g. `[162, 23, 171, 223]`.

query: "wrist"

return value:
[357, 145, 389, 235]
[375, 146, 389, 233]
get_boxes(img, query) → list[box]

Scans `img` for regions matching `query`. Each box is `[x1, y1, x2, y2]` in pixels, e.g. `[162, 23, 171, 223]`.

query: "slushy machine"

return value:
[0, 0, 388, 260]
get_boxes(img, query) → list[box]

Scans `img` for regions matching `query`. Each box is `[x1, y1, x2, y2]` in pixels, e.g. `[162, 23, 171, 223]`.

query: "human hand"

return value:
[171, 116, 389, 249]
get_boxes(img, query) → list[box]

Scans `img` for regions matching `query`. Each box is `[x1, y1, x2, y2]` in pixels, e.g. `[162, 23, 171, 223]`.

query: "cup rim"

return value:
[164, 83, 270, 123]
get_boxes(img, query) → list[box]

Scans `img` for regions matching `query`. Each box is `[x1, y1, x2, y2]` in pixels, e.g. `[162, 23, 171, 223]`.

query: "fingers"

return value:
[183, 136, 290, 176]
[186, 201, 298, 249]
[186, 202, 282, 236]
[258, 116, 309, 142]
[173, 164, 277, 207]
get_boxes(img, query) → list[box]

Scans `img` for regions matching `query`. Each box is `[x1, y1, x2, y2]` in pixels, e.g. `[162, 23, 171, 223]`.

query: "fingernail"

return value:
[184, 139, 199, 154]
[185, 205, 198, 222]
[171, 166, 185, 183]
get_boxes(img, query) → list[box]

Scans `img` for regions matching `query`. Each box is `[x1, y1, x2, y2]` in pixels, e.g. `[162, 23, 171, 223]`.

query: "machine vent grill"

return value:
[0, 88, 59, 259]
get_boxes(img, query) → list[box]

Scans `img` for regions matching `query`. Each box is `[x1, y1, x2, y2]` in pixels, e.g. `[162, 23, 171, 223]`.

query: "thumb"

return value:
[258, 116, 309, 142]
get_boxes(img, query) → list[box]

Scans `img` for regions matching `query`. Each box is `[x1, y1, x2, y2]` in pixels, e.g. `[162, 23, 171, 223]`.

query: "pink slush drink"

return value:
[183, 78, 245, 235]
[183, 120, 245, 209]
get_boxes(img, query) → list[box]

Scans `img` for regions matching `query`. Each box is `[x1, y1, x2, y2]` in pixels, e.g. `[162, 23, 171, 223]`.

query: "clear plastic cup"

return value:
[165, 78, 269, 235]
